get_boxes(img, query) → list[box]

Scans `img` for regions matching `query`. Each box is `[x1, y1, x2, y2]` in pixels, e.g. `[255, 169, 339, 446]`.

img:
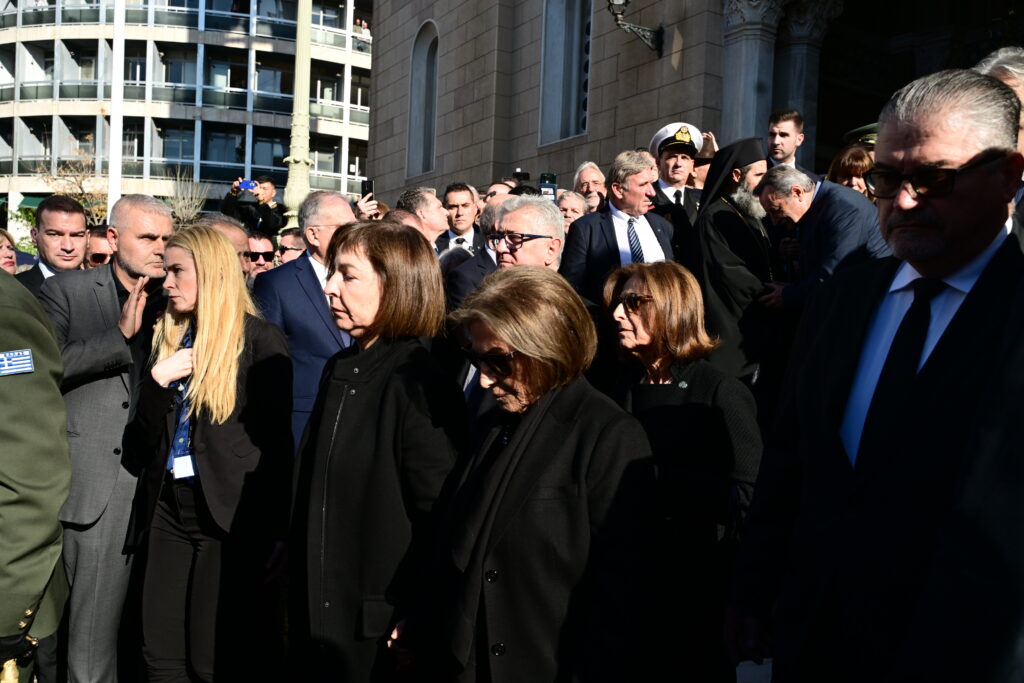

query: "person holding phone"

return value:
[220, 175, 286, 237]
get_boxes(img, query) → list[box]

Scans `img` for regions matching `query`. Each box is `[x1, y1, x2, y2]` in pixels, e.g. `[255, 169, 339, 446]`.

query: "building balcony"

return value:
[19, 82, 54, 101]
[18, 156, 50, 174]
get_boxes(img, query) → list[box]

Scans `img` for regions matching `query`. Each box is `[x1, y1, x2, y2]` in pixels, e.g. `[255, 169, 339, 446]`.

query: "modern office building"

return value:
[0, 0, 371, 215]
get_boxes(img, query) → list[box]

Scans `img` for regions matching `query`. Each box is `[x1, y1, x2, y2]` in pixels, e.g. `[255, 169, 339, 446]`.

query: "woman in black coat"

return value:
[124, 225, 293, 682]
[289, 220, 467, 682]
[401, 266, 658, 683]
[603, 260, 762, 682]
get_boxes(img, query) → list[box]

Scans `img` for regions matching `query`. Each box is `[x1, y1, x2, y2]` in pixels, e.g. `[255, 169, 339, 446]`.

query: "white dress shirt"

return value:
[445, 229, 474, 253]
[839, 219, 1012, 461]
[38, 259, 56, 278]
[307, 250, 353, 347]
[657, 179, 686, 204]
[608, 203, 666, 267]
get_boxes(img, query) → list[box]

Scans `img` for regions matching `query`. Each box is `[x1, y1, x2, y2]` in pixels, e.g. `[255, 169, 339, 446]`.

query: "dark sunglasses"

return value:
[485, 231, 552, 251]
[89, 252, 111, 265]
[615, 292, 653, 314]
[278, 245, 304, 254]
[244, 250, 275, 261]
[863, 154, 1005, 199]
[463, 348, 518, 377]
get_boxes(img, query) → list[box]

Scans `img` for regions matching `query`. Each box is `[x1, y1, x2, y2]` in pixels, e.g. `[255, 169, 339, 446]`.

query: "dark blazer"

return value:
[735, 233, 1024, 682]
[445, 247, 497, 310]
[124, 316, 293, 544]
[560, 207, 674, 305]
[290, 337, 466, 683]
[15, 264, 45, 297]
[436, 228, 486, 255]
[412, 377, 658, 683]
[650, 183, 700, 272]
[781, 180, 890, 309]
[252, 252, 348, 450]
[620, 358, 761, 680]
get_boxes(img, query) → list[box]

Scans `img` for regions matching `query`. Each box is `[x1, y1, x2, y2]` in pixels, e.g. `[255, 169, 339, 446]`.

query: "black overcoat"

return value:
[290, 336, 466, 682]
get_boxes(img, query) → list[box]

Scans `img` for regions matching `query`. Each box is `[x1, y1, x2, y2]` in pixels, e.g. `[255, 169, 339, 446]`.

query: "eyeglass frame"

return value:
[863, 154, 1007, 200]
[244, 250, 276, 262]
[278, 245, 304, 254]
[485, 231, 553, 252]
[614, 292, 654, 314]
[463, 348, 519, 378]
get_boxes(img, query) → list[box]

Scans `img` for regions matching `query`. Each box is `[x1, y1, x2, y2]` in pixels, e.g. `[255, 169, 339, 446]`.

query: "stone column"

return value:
[283, 0, 313, 228]
[772, 0, 842, 171]
[721, 0, 787, 144]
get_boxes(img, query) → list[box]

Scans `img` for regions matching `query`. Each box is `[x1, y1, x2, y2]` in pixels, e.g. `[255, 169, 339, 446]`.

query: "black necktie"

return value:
[856, 278, 947, 463]
[673, 189, 682, 206]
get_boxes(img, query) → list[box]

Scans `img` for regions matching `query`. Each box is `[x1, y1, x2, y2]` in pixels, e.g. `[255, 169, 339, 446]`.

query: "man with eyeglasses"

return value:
[84, 225, 114, 269]
[732, 69, 1024, 681]
[252, 190, 355, 451]
[16, 195, 88, 297]
[277, 227, 305, 264]
[560, 150, 674, 305]
[754, 163, 889, 310]
[489, 195, 564, 271]
[246, 234, 276, 283]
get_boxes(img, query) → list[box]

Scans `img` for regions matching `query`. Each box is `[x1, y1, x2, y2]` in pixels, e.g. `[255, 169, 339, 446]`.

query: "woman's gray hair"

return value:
[755, 164, 814, 197]
[880, 68, 1020, 153]
[109, 194, 172, 228]
[607, 150, 651, 187]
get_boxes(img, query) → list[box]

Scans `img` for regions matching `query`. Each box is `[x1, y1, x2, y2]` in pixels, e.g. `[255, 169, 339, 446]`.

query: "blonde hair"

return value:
[150, 225, 257, 424]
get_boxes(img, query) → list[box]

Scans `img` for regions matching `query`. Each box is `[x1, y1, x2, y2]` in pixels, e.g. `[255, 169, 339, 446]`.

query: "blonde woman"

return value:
[124, 225, 292, 682]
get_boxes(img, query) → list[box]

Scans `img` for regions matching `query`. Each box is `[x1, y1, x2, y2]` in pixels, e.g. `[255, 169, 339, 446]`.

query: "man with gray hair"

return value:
[573, 161, 607, 213]
[252, 190, 354, 450]
[560, 150, 674, 304]
[754, 162, 888, 309]
[733, 69, 1024, 681]
[38, 193, 173, 683]
[975, 46, 1024, 223]
[490, 194, 565, 271]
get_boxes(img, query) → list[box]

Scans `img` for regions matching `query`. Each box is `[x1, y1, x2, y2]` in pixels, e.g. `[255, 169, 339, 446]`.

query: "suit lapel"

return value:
[295, 255, 345, 349]
[649, 214, 674, 260]
[684, 188, 699, 222]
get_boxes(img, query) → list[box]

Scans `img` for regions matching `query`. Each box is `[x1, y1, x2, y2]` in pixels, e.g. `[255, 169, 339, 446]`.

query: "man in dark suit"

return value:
[436, 182, 486, 255]
[252, 190, 354, 451]
[16, 195, 87, 297]
[0, 270, 70, 680]
[445, 198, 505, 310]
[755, 164, 890, 310]
[396, 187, 450, 253]
[647, 122, 702, 271]
[560, 150, 674, 305]
[766, 109, 817, 180]
[38, 194, 173, 683]
[732, 69, 1024, 682]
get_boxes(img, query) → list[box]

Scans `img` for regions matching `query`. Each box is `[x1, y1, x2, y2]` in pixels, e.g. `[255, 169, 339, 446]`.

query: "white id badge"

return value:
[173, 455, 195, 479]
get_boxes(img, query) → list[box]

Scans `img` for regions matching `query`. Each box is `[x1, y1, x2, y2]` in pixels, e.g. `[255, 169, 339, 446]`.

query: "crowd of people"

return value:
[5, 45, 1024, 683]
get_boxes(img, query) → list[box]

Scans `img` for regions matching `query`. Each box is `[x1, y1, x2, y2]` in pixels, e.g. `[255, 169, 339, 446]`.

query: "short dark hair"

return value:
[395, 187, 436, 213]
[443, 183, 473, 203]
[255, 175, 275, 186]
[769, 108, 805, 132]
[278, 226, 302, 239]
[88, 226, 108, 238]
[509, 185, 541, 196]
[325, 220, 446, 342]
[36, 195, 86, 228]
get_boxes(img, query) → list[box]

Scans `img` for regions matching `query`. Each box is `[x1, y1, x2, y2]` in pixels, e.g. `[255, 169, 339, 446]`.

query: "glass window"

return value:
[204, 129, 244, 163]
[253, 134, 286, 167]
[158, 126, 195, 159]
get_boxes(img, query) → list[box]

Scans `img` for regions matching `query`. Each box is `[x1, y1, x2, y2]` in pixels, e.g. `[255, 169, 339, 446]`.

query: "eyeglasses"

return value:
[615, 292, 653, 314]
[278, 245, 303, 255]
[863, 155, 1005, 199]
[485, 231, 552, 252]
[464, 348, 518, 377]
[245, 251, 275, 262]
[89, 252, 111, 265]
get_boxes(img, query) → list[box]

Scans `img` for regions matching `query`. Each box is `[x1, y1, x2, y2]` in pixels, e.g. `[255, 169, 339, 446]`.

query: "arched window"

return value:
[539, 0, 591, 145]
[407, 21, 438, 177]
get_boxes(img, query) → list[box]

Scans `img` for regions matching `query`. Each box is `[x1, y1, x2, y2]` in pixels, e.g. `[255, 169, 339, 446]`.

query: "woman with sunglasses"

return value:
[0, 228, 18, 274]
[289, 220, 466, 682]
[604, 260, 761, 681]
[123, 225, 293, 681]
[403, 266, 658, 682]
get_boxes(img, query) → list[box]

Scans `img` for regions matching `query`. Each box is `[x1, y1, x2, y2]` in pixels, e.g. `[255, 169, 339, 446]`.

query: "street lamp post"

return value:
[283, 0, 314, 228]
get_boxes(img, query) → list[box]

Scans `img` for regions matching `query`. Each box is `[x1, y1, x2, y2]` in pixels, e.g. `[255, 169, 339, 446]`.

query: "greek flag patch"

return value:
[0, 349, 34, 376]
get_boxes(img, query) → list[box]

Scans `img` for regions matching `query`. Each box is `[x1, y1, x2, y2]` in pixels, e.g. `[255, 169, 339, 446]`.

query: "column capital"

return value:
[723, 0, 788, 35]
[777, 0, 843, 46]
